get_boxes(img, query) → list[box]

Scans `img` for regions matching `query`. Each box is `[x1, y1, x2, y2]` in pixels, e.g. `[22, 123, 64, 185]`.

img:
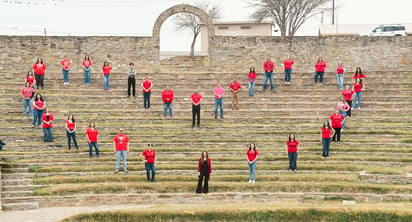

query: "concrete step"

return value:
[2, 185, 45, 192]
[2, 179, 32, 186]
[2, 173, 34, 180]
[2, 202, 39, 211]
[2, 190, 33, 198]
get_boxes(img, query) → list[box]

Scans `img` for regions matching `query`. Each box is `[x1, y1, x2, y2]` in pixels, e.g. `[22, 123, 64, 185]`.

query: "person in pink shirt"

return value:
[263, 57, 275, 92]
[162, 85, 174, 117]
[61, 56, 70, 85]
[141, 75, 153, 111]
[229, 77, 241, 110]
[248, 67, 257, 96]
[314, 57, 327, 84]
[213, 83, 225, 119]
[337, 97, 350, 131]
[283, 56, 294, 84]
[21, 82, 35, 117]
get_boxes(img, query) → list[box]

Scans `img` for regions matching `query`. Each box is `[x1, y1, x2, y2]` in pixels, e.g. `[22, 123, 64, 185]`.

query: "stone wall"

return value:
[0, 35, 410, 75]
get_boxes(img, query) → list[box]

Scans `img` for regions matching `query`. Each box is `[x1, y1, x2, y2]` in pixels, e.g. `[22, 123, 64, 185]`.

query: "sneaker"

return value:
[144, 108, 146, 111]
[248, 180, 252, 183]
[124, 170, 128, 173]
[293, 170, 297, 172]
[164, 116, 167, 118]
[252, 180, 255, 184]
[64, 82, 66, 85]
[358, 107, 360, 110]
[67, 82, 70, 85]
[31, 125, 34, 128]
[114, 170, 119, 174]
[214, 116, 217, 119]
[351, 107, 354, 110]
[289, 169, 292, 172]
[221, 116, 224, 119]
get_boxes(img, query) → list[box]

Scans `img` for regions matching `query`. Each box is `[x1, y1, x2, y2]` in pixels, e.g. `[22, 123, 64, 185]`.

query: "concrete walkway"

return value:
[0, 204, 152, 222]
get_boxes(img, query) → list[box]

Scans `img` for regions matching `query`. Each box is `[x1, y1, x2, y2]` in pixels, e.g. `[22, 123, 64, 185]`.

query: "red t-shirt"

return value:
[86, 128, 99, 142]
[330, 113, 345, 128]
[246, 149, 259, 161]
[287, 140, 299, 153]
[229, 81, 241, 92]
[353, 73, 366, 79]
[336, 65, 345, 74]
[102, 66, 112, 75]
[162, 89, 174, 103]
[142, 149, 156, 163]
[341, 89, 354, 101]
[315, 62, 326, 72]
[42, 113, 53, 128]
[66, 120, 75, 130]
[34, 100, 45, 110]
[353, 83, 363, 92]
[83, 60, 92, 67]
[321, 127, 332, 139]
[142, 80, 152, 93]
[21, 87, 34, 98]
[191, 93, 202, 104]
[61, 59, 70, 70]
[263, 60, 274, 72]
[284, 59, 294, 69]
[248, 72, 257, 82]
[113, 134, 129, 151]
[26, 76, 35, 85]
[33, 63, 46, 75]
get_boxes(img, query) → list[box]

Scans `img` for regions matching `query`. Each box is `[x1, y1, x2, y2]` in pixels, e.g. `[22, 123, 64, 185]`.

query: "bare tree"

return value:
[174, 1, 222, 57]
[250, 0, 331, 36]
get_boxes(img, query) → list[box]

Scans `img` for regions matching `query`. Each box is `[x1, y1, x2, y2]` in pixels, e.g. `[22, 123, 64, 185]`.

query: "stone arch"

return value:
[152, 4, 215, 67]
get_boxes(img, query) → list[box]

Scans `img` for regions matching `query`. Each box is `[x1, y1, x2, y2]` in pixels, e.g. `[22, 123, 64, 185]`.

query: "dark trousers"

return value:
[145, 163, 156, 182]
[332, 128, 341, 142]
[314, 71, 324, 83]
[288, 152, 298, 170]
[66, 131, 78, 150]
[196, 173, 209, 193]
[127, 76, 136, 96]
[322, 138, 331, 157]
[346, 100, 352, 117]
[143, 92, 151, 108]
[88, 142, 99, 158]
[35, 73, 44, 88]
[192, 105, 200, 127]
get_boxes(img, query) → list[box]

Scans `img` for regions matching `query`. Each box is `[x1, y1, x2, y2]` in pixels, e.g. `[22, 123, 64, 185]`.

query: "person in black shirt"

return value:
[196, 151, 211, 194]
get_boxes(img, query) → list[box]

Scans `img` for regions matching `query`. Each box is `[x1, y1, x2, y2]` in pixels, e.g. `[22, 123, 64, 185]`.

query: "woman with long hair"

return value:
[86, 121, 100, 158]
[321, 120, 335, 158]
[102, 61, 112, 92]
[248, 67, 257, 96]
[140, 144, 156, 182]
[21, 82, 34, 117]
[352, 78, 366, 110]
[336, 61, 345, 90]
[314, 56, 326, 84]
[337, 97, 350, 131]
[283, 56, 294, 84]
[196, 151, 211, 194]
[246, 143, 258, 183]
[83, 55, 92, 84]
[32, 57, 46, 89]
[353, 67, 366, 80]
[42, 107, 53, 142]
[32, 94, 46, 128]
[25, 71, 36, 88]
[287, 134, 299, 172]
[66, 114, 79, 150]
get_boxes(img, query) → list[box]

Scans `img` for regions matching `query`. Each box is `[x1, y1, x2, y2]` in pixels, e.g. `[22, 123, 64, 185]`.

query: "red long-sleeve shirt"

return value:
[198, 158, 211, 174]
[263, 60, 274, 72]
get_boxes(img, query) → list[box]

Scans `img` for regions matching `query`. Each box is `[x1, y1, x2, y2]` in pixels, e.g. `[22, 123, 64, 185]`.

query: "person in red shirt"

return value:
[314, 57, 327, 84]
[336, 61, 345, 90]
[330, 109, 345, 143]
[263, 57, 275, 92]
[162, 85, 174, 117]
[61, 56, 70, 85]
[32, 57, 46, 90]
[321, 120, 335, 158]
[287, 134, 299, 172]
[32, 93, 46, 128]
[341, 85, 354, 117]
[229, 77, 242, 110]
[248, 67, 257, 96]
[83, 55, 92, 85]
[196, 151, 211, 194]
[25, 71, 36, 88]
[102, 61, 112, 92]
[352, 78, 366, 110]
[42, 108, 53, 142]
[246, 143, 258, 183]
[21, 82, 34, 117]
[353, 67, 366, 80]
[65, 114, 78, 150]
[191, 89, 202, 127]
[113, 128, 129, 173]
[86, 121, 100, 158]
[283, 56, 294, 84]
[141, 75, 153, 110]
[140, 144, 157, 182]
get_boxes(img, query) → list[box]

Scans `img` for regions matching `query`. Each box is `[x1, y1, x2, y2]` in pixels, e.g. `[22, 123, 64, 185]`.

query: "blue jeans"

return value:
[66, 130, 78, 150]
[143, 92, 151, 109]
[145, 163, 156, 182]
[339, 110, 347, 130]
[314, 71, 324, 83]
[285, 69, 292, 82]
[247, 161, 257, 181]
[116, 150, 127, 171]
[248, 81, 255, 96]
[322, 138, 331, 157]
[353, 92, 362, 108]
[84, 68, 91, 84]
[62, 69, 69, 83]
[163, 102, 173, 116]
[288, 152, 298, 170]
[43, 128, 53, 142]
[103, 74, 111, 90]
[214, 98, 224, 118]
[263, 71, 274, 90]
[336, 74, 344, 89]
[89, 142, 99, 158]
[22, 98, 33, 116]
[32, 109, 44, 126]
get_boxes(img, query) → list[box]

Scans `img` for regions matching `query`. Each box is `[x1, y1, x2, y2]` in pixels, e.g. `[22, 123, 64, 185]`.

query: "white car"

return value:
[369, 25, 407, 36]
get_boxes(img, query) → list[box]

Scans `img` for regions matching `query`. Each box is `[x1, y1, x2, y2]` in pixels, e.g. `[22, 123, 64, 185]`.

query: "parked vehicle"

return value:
[369, 25, 407, 36]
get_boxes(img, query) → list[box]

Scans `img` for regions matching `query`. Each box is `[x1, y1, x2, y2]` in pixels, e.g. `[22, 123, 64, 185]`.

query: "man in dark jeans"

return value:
[190, 89, 202, 127]
[127, 63, 136, 97]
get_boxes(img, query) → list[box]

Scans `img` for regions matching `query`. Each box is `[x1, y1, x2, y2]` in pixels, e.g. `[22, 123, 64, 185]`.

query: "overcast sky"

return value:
[0, 0, 411, 52]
